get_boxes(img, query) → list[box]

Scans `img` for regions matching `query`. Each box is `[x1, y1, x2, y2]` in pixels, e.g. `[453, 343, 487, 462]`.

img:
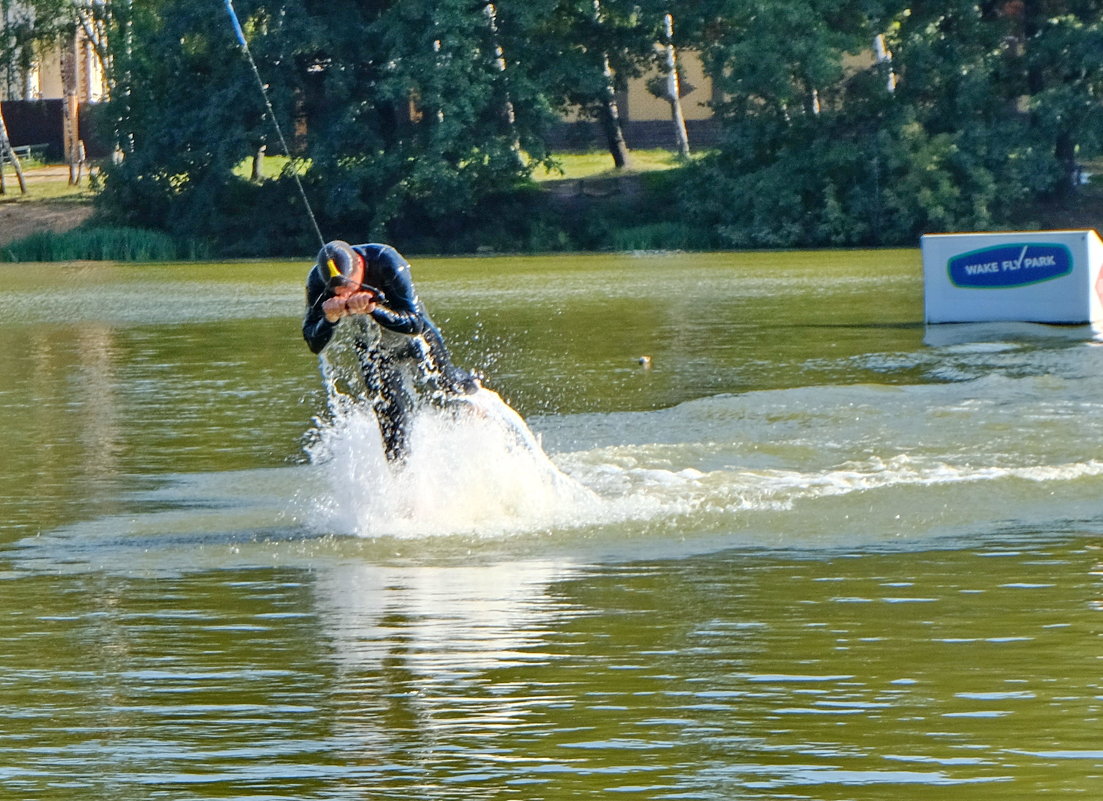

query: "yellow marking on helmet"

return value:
[326, 258, 340, 279]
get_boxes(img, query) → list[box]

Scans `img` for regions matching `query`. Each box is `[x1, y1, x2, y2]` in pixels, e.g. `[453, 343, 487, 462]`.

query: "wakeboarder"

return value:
[302, 241, 479, 462]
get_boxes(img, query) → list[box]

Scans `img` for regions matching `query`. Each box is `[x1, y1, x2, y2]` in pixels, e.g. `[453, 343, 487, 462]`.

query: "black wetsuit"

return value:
[303, 243, 478, 460]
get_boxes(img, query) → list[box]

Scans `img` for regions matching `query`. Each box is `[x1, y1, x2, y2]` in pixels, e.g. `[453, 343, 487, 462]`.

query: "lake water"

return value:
[1, 251, 1102, 799]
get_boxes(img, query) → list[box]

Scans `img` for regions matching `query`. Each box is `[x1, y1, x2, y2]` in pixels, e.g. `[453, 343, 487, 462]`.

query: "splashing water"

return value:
[303, 385, 599, 539]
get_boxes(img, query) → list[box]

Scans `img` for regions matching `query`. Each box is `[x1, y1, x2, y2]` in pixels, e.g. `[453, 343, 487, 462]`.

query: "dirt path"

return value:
[0, 201, 94, 246]
[0, 166, 94, 247]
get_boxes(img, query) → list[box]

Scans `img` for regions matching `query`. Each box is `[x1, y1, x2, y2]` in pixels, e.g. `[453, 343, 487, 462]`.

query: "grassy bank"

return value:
[3, 150, 699, 260]
[5, 151, 1100, 261]
[2, 226, 210, 262]
[0, 164, 209, 261]
[532, 149, 694, 182]
[234, 149, 693, 184]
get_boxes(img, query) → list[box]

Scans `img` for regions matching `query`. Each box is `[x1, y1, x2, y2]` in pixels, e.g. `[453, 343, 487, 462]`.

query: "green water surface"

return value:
[1, 251, 1101, 799]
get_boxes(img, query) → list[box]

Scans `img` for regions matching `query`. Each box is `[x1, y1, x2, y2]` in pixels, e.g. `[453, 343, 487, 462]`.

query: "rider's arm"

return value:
[302, 267, 337, 354]
[363, 246, 427, 336]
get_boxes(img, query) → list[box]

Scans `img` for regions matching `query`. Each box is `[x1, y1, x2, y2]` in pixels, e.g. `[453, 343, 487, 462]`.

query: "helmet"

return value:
[318, 240, 359, 287]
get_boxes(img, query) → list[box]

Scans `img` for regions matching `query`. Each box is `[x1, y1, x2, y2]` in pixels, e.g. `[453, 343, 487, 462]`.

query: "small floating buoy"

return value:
[637, 355, 652, 369]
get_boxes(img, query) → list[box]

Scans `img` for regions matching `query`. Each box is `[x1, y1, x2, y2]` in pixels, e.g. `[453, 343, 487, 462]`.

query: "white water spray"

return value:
[303, 384, 598, 539]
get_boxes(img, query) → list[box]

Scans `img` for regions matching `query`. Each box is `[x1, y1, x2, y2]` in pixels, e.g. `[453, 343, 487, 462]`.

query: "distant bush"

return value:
[610, 221, 713, 252]
[1, 226, 210, 262]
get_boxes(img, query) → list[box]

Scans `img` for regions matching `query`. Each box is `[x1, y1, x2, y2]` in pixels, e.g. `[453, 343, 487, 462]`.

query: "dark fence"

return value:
[1, 99, 111, 160]
[545, 118, 722, 152]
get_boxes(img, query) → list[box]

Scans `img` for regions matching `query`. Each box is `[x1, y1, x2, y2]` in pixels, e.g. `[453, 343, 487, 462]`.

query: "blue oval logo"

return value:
[948, 243, 1073, 288]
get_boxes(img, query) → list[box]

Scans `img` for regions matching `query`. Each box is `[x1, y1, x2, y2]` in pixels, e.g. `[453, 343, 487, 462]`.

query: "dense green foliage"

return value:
[7, 1, 1103, 255]
[90, 0, 568, 254]
[680, 1, 1103, 248]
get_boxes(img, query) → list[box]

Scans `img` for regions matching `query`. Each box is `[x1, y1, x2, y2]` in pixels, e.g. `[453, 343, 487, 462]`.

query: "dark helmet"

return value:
[318, 240, 359, 287]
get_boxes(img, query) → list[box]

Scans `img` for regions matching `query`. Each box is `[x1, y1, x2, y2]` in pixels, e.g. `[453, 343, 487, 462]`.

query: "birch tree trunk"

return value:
[251, 145, 266, 182]
[593, 0, 629, 169]
[60, 31, 83, 185]
[0, 105, 28, 195]
[872, 33, 897, 93]
[483, 2, 523, 164]
[661, 13, 690, 159]
[73, 4, 114, 94]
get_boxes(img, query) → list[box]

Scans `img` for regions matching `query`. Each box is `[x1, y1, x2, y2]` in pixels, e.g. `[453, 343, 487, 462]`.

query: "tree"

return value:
[891, 2, 1103, 202]
[0, 0, 118, 181]
[0, 102, 28, 194]
[53, 0, 1103, 252]
[94, 0, 559, 253]
[679, 1, 1103, 248]
[640, 8, 692, 158]
[995, 1, 1103, 196]
[680, 1, 910, 246]
[699, 0, 882, 122]
[531, 0, 655, 168]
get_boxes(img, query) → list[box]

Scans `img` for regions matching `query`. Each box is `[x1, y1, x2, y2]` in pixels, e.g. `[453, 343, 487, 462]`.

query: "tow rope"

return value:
[222, 0, 326, 248]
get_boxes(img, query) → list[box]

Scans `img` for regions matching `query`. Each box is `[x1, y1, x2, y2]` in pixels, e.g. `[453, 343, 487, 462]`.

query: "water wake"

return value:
[300, 366, 1103, 548]
[17, 370, 1103, 574]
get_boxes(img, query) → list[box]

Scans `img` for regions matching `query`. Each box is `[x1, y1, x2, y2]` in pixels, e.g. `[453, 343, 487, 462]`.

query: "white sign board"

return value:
[921, 230, 1103, 324]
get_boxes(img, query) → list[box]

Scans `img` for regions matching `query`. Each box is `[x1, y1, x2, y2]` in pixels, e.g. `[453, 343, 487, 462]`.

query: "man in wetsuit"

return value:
[303, 240, 479, 462]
